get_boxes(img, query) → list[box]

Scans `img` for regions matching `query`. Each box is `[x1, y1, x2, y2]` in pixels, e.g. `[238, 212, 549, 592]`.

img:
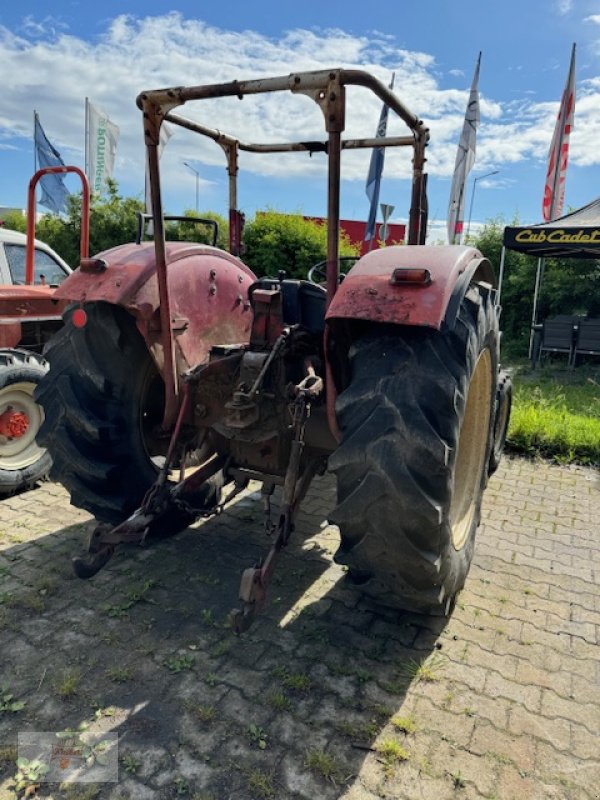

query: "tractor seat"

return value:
[249, 278, 326, 335]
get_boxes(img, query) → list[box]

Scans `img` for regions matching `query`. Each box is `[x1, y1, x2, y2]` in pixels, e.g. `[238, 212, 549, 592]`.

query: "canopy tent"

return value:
[503, 196, 600, 260]
[499, 197, 600, 358]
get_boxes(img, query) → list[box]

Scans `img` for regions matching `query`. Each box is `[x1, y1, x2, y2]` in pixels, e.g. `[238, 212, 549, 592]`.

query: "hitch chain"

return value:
[231, 365, 323, 634]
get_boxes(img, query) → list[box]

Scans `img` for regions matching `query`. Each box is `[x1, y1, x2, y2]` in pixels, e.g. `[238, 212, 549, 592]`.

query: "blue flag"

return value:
[34, 112, 70, 214]
[365, 74, 395, 245]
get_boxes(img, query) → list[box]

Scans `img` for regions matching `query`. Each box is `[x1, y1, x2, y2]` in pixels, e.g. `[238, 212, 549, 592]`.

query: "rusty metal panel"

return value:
[0, 286, 67, 320]
[54, 242, 256, 373]
[326, 245, 484, 329]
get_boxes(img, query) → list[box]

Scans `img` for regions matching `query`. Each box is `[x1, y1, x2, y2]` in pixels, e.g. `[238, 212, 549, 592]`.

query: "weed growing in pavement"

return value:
[450, 769, 466, 789]
[246, 724, 268, 750]
[14, 757, 49, 794]
[165, 654, 194, 673]
[246, 768, 275, 799]
[0, 688, 26, 714]
[211, 640, 232, 658]
[204, 672, 220, 686]
[377, 739, 409, 774]
[390, 714, 417, 735]
[304, 749, 341, 785]
[369, 703, 393, 721]
[54, 669, 81, 698]
[102, 579, 156, 617]
[105, 666, 133, 683]
[281, 672, 310, 692]
[268, 692, 293, 712]
[336, 719, 379, 740]
[200, 608, 215, 626]
[7, 591, 45, 613]
[173, 776, 189, 795]
[399, 653, 446, 683]
[120, 752, 141, 774]
[187, 703, 217, 724]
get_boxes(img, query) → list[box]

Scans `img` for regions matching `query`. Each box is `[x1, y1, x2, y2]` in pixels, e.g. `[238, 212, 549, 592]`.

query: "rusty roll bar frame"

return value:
[136, 68, 430, 429]
[26, 166, 90, 285]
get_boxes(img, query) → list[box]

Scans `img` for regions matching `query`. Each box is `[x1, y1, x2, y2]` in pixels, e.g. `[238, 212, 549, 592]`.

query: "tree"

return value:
[165, 210, 229, 250]
[243, 211, 359, 279]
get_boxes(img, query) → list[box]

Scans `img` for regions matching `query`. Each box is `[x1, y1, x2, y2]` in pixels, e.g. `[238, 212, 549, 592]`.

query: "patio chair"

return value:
[573, 319, 600, 364]
[533, 317, 577, 368]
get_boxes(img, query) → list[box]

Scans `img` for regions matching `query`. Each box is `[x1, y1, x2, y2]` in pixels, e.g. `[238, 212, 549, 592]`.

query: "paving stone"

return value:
[0, 456, 598, 799]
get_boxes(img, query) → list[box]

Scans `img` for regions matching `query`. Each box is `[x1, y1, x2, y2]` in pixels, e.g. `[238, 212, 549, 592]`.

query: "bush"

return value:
[243, 211, 359, 279]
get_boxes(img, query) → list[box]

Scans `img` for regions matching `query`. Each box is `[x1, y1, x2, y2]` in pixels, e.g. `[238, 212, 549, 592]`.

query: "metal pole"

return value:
[528, 257, 545, 359]
[497, 246, 506, 305]
[326, 130, 341, 307]
[466, 170, 499, 241]
[183, 161, 200, 212]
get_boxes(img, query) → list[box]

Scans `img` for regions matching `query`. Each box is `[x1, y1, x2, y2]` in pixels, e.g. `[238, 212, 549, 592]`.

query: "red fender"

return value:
[325, 244, 495, 329]
[324, 244, 497, 440]
[53, 242, 257, 373]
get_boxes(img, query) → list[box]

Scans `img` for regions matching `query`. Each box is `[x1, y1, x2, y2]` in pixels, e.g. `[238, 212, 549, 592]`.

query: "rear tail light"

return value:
[390, 268, 432, 286]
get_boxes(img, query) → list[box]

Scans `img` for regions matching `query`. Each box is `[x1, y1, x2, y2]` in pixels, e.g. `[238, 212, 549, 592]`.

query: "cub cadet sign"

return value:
[511, 228, 600, 245]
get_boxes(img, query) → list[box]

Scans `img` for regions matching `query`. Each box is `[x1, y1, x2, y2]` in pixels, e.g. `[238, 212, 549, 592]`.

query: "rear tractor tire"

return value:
[36, 302, 219, 527]
[488, 370, 512, 476]
[329, 283, 498, 615]
[0, 349, 52, 495]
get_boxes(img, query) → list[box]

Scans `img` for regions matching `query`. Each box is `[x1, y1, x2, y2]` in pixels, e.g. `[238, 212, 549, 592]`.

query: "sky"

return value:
[1, 0, 600, 242]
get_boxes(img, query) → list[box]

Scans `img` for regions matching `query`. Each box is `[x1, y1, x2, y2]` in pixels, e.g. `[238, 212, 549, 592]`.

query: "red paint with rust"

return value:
[0, 408, 29, 438]
[0, 285, 68, 348]
[53, 242, 257, 373]
[326, 245, 495, 329]
[0, 285, 68, 318]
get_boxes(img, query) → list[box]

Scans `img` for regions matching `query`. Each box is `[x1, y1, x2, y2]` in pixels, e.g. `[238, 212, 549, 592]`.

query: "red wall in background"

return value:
[304, 216, 406, 257]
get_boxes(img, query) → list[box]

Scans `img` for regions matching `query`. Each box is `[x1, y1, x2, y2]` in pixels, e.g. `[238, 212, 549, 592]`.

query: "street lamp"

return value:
[183, 161, 200, 213]
[466, 170, 499, 240]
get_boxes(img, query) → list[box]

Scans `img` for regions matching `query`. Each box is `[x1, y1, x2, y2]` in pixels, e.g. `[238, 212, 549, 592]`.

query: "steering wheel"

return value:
[307, 256, 358, 285]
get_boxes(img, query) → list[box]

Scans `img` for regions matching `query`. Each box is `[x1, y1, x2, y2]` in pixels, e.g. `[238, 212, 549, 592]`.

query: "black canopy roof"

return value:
[504, 197, 600, 259]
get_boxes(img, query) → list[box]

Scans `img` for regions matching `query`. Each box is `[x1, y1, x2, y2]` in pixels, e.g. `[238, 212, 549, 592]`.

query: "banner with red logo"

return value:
[543, 44, 576, 222]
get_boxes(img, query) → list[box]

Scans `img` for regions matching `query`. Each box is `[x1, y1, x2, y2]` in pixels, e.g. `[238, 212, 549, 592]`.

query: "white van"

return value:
[0, 227, 71, 286]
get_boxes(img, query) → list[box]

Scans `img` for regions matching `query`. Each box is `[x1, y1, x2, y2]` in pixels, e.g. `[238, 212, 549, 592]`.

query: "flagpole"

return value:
[364, 72, 395, 251]
[84, 97, 89, 181]
[33, 110, 37, 174]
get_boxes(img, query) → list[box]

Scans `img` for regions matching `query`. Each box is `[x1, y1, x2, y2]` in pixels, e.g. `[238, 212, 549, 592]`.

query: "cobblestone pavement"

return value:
[0, 456, 598, 800]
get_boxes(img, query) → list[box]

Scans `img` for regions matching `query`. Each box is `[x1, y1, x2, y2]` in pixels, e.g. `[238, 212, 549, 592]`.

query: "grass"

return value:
[304, 749, 341, 785]
[399, 653, 446, 684]
[187, 703, 217, 724]
[54, 669, 81, 698]
[246, 768, 275, 799]
[390, 714, 417, 735]
[507, 367, 600, 464]
[376, 739, 409, 774]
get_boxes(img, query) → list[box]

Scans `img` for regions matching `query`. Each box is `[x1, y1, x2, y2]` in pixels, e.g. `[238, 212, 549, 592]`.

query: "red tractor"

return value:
[36, 69, 509, 630]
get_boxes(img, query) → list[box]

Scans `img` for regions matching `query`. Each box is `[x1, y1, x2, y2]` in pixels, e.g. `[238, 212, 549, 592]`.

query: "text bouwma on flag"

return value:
[86, 100, 120, 193]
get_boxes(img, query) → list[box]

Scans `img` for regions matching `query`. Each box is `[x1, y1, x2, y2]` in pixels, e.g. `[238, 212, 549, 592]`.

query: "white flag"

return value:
[447, 53, 481, 244]
[86, 100, 120, 193]
[145, 123, 173, 216]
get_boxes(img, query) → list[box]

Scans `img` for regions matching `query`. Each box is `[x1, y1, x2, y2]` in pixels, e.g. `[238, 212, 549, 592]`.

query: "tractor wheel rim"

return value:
[450, 349, 493, 550]
[0, 382, 45, 470]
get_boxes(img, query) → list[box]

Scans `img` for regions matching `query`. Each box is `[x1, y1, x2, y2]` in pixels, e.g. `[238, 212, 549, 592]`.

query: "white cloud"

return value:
[0, 12, 599, 198]
[584, 14, 600, 24]
[557, 0, 573, 14]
